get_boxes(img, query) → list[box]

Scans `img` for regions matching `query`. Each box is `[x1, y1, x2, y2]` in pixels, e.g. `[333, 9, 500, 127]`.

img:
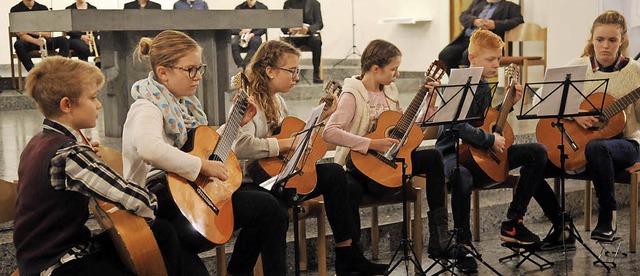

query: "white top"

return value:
[122, 99, 216, 186]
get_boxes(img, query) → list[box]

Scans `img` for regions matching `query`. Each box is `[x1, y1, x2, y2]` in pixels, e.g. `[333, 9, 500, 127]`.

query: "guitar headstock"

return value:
[230, 72, 250, 108]
[504, 63, 520, 101]
[425, 60, 447, 83]
[322, 79, 343, 108]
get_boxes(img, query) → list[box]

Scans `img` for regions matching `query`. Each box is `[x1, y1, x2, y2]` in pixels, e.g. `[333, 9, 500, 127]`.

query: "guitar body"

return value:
[165, 126, 242, 252]
[459, 108, 515, 183]
[536, 93, 626, 173]
[89, 198, 167, 276]
[350, 110, 423, 188]
[249, 116, 326, 194]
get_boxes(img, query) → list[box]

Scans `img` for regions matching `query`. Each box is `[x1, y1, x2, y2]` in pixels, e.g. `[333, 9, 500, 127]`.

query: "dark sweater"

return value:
[14, 129, 91, 275]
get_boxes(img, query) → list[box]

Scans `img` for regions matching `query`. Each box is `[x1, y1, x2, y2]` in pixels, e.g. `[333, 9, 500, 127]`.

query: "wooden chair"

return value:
[8, 28, 59, 91]
[561, 162, 640, 253]
[499, 22, 547, 97]
[470, 175, 520, 241]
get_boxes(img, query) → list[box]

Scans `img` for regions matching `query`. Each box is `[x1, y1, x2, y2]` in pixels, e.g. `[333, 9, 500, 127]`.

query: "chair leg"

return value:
[371, 206, 379, 259]
[17, 61, 24, 92]
[630, 172, 638, 253]
[413, 188, 423, 263]
[584, 180, 592, 231]
[318, 202, 327, 276]
[216, 246, 227, 276]
[472, 190, 480, 242]
[298, 219, 308, 271]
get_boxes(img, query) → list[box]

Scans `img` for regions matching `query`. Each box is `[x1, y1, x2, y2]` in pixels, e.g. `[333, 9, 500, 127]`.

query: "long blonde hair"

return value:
[135, 30, 202, 77]
[245, 40, 300, 130]
[582, 10, 629, 57]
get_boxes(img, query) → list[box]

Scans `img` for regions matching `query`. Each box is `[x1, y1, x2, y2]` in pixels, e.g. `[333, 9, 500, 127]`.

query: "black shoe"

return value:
[335, 244, 388, 275]
[455, 244, 478, 274]
[427, 207, 455, 259]
[500, 218, 541, 245]
[313, 76, 323, 84]
[591, 210, 617, 241]
[541, 224, 576, 251]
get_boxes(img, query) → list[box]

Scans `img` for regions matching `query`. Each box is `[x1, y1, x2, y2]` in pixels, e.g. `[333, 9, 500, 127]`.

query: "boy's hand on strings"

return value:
[200, 159, 228, 181]
[491, 133, 506, 154]
[369, 138, 399, 153]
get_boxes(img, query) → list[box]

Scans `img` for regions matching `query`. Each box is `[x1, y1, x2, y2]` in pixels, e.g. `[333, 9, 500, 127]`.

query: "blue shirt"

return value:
[173, 0, 208, 10]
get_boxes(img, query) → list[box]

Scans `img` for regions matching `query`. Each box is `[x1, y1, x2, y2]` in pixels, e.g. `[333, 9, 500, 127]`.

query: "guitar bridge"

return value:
[369, 150, 398, 169]
[188, 181, 220, 215]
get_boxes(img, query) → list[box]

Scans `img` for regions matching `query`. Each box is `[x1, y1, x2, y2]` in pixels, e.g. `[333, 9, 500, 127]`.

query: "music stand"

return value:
[333, 0, 361, 67]
[517, 70, 612, 272]
[418, 71, 500, 275]
[259, 104, 325, 276]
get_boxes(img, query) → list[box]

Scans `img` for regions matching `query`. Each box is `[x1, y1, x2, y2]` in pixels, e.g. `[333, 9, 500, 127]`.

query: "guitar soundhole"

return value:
[591, 117, 607, 130]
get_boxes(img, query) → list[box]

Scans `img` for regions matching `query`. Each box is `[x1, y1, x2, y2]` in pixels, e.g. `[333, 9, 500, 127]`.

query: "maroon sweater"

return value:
[14, 129, 91, 275]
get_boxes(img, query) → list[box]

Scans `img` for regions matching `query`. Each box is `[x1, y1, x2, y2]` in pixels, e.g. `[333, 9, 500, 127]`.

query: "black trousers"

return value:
[286, 35, 322, 77]
[52, 219, 207, 276]
[231, 35, 262, 69]
[346, 148, 448, 243]
[14, 37, 70, 71]
[69, 38, 92, 61]
[438, 36, 471, 75]
[228, 184, 289, 276]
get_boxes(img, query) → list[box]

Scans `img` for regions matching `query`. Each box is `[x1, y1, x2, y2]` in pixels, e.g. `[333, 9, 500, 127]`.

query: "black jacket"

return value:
[124, 0, 161, 9]
[65, 2, 98, 39]
[281, 0, 323, 35]
[453, 0, 523, 44]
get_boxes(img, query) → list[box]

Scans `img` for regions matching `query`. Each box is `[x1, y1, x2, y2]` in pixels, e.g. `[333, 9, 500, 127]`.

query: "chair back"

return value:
[0, 179, 18, 223]
[503, 22, 547, 63]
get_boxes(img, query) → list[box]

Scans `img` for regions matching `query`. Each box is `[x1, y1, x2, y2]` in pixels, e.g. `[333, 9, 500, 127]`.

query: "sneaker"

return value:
[455, 244, 478, 274]
[591, 210, 617, 242]
[500, 218, 541, 245]
[541, 224, 576, 251]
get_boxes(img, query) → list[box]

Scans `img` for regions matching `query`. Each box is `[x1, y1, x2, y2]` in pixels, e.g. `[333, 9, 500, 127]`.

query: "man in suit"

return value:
[438, 0, 523, 75]
[124, 0, 161, 9]
[281, 0, 324, 84]
[231, 0, 268, 70]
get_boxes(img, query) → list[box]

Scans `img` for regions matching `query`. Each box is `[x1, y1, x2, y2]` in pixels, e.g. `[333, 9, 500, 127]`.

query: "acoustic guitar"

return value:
[248, 80, 342, 194]
[349, 60, 447, 188]
[80, 134, 167, 276]
[459, 64, 519, 183]
[160, 86, 250, 253]
[536, 86, 640, 173]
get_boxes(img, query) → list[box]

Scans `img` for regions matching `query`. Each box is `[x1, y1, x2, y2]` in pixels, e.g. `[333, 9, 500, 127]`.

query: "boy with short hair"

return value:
[435, 29, 567, 273]
[14, 56, 206, 275]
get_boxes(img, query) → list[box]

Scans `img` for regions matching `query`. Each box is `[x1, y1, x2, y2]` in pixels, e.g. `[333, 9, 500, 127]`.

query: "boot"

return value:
[335, 244, 388, 275]
[591, 209, 617, 241]
[454, 228, 478, 274]
[427, 207, 455, 258]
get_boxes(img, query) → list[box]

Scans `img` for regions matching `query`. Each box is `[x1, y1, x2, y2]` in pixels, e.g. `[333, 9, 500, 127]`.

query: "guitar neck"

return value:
[603, 86, 640, 119]
[494, 81, 517, 134]
[213, 91, 248, 162]
[392, 87, 428, 139]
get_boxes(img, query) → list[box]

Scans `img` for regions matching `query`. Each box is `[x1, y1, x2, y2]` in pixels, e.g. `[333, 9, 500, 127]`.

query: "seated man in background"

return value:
[124, 0, 161, 9]
[438, 0, 523, 75]
[11, 0, 70, 72]
[173, 0, 208, 10]
[65, 0, 98, 65]
[281, 0, 323, 83]
[231, 0, 268, 71]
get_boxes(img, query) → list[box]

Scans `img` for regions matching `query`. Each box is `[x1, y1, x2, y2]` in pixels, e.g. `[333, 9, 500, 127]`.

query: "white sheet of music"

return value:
[259, 103, 325, 191]
[537, 64, 588, 116]
[432, 67, 483, 123]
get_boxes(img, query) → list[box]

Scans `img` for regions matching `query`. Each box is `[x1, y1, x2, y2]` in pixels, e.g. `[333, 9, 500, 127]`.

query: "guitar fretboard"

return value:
[603, 87, 640, 119]
[212, 90, 249, 162]
[391, 86, 429, 139]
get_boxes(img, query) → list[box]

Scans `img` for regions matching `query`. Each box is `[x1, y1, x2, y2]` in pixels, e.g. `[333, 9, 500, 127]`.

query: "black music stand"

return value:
[517, 73, 612, 271]
[259, 111, 325, 276]
[418, 77, 501, 275]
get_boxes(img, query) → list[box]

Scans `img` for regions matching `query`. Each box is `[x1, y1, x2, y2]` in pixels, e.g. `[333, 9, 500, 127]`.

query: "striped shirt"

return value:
[44, 119, 157, 221]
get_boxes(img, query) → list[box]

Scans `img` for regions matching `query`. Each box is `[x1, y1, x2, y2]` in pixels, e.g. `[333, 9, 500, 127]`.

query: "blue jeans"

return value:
[585, 138, 640, 212]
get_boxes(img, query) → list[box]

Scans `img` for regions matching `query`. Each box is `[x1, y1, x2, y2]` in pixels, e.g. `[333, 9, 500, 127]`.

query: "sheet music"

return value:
[259, 103, 326, 191]
[432, 67, 483, 123]
[537, 64, 588, 116]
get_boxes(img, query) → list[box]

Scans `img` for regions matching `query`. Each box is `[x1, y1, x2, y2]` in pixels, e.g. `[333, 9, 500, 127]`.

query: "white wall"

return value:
[2, 1, 637, 72]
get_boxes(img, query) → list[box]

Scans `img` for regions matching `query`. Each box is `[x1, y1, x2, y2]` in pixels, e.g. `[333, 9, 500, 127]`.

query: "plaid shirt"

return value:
[44, 119, 157, 221]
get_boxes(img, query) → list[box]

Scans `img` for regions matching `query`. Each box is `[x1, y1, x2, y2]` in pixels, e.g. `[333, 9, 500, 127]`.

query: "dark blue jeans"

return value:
[446, 143, 550, 232]
[585, 138, 640, 212]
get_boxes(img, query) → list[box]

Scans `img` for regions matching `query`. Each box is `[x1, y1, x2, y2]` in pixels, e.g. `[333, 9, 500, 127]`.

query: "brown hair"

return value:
[135, 30, 202, 76]
[582, 10, 629, 57]
[360, 39, 402, 76]
[468, 29, 504, 56]
[26, 56, 104, 118]
[245, 40, 300, 130]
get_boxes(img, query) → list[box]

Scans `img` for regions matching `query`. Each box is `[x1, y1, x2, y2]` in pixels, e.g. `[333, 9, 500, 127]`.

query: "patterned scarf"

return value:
[131, 72, 208, 148]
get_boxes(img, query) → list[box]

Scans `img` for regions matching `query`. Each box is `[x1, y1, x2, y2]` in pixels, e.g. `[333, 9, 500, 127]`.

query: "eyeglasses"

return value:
[274, 67, 301, 80]
[168, 64, 207, 79]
